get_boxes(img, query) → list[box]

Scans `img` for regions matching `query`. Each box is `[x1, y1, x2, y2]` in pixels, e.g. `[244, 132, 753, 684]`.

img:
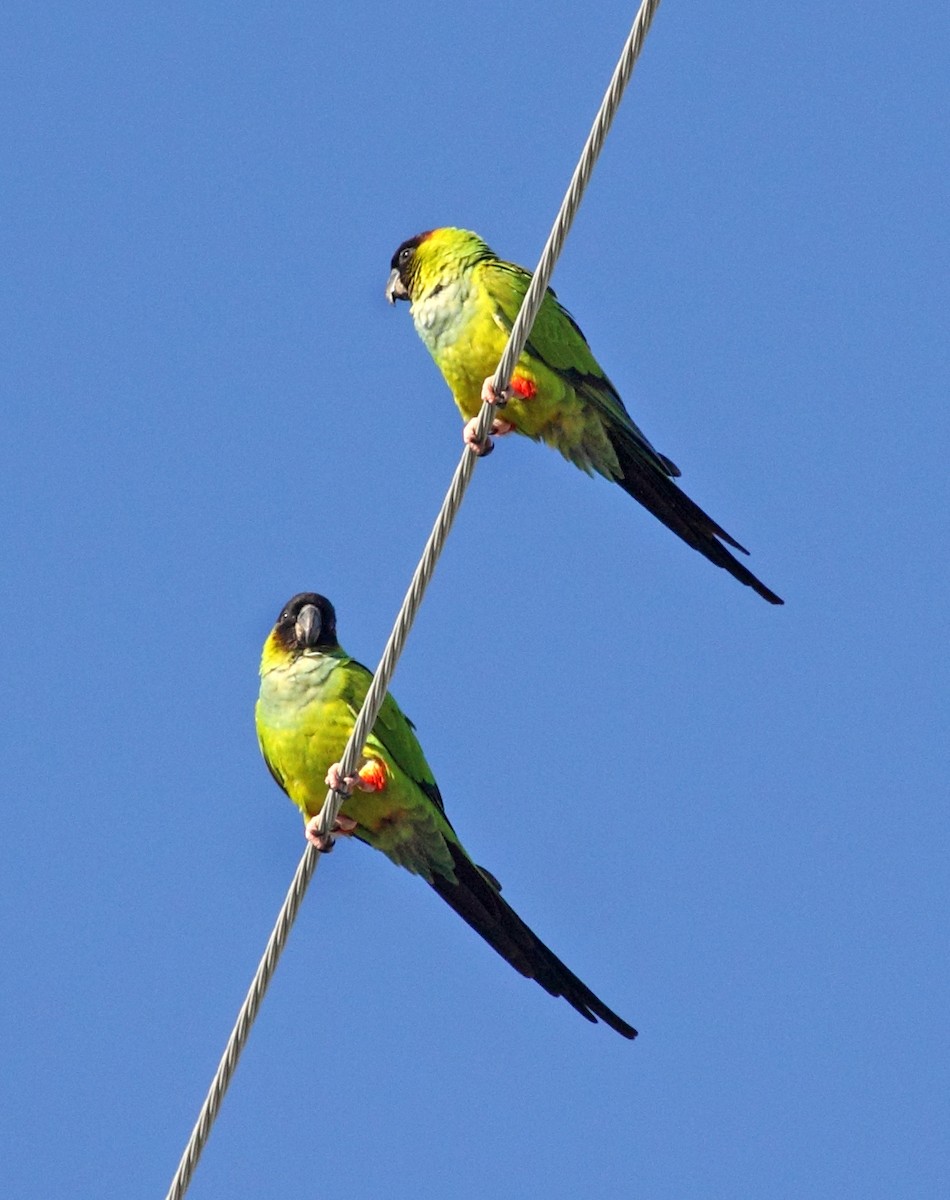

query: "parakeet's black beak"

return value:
[294, 603, 322, 648]
[385, 268, 409, 304]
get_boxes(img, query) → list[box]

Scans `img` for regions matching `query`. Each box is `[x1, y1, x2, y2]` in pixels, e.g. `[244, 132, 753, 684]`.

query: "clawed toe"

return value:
[305, 815, 335, 851]
[480, 377, 512, 407]
[463, 416, 514, 456]
[463, 418, 494, 456]
[325, 762, 359, 794]
[305, 812, 358, 852]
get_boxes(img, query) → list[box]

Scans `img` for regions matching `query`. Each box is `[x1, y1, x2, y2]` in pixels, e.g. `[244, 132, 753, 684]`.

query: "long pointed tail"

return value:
[610, 433, 783, 605]
[429, 843, 637, 1039]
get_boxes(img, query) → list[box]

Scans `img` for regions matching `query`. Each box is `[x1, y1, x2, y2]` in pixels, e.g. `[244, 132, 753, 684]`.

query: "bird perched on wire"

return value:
[255, 592, 637, 1038]
[386, 226, 782, 606]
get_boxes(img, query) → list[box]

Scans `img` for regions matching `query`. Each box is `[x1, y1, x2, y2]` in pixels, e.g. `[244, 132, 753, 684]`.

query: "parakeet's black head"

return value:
[385, 232, 431, 304]
[273, 593, 339, 653]
[386, 228, 494, 306]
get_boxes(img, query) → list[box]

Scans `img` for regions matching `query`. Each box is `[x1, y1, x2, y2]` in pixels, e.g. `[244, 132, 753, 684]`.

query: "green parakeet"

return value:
[255, 592, 637, 1038]
[386, 226, 782, 606]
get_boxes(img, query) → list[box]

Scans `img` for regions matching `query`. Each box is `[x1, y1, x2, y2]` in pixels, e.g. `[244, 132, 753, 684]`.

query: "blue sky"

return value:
[3, 2, 948, 1197]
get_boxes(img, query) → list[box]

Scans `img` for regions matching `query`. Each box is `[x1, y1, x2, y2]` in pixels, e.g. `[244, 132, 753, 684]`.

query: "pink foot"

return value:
[463, 415, 516, 456]
[305, 812, 359, 852]
[325, 762, 360, 794]
[480, 377, 513, 407]
[325, 760, 386, 794]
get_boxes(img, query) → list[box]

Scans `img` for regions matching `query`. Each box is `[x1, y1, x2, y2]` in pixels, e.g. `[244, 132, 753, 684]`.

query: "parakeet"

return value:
[386, 226, 782, 606]
[256, 592, 637, 1038]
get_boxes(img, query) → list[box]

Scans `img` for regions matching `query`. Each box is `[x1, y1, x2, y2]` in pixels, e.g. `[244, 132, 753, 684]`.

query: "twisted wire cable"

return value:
[164, 4, 662, 1195]
[317, 0, 662, 841]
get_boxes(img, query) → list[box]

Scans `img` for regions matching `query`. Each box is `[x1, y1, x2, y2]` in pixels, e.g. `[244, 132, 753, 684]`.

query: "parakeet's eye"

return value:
[398, 246, 413, 266]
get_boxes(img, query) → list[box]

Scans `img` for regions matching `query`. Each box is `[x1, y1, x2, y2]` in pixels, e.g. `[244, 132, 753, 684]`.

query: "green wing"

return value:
[339, 658, 446, 814]
[482, 257, 679, 478]
[317, 655, 460, 882]
[480, 258, 602, 372]
[365, 677, 450, 820]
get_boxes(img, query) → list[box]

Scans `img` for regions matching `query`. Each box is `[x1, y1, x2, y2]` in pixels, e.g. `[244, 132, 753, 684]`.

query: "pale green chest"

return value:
[410, 280, 504, 416]
[257, 656, 355, 808]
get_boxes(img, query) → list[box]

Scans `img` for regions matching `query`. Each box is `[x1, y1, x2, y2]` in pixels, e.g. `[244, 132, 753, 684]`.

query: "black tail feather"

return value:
[610, 433, 784, 606]
[429, 844, 637, 1039]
